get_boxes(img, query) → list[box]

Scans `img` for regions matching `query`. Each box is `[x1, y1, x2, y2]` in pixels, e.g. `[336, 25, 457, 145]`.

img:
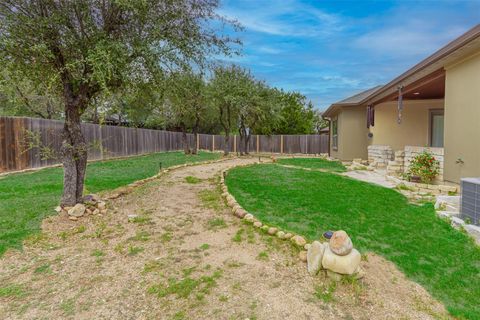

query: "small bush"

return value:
[407, 150, 439, 183]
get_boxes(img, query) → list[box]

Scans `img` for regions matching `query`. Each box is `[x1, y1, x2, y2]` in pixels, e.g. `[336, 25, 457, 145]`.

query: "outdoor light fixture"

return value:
[397, 85, 404, 124]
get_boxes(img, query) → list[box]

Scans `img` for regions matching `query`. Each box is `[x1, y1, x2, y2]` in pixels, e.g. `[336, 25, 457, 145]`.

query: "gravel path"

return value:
[0, 157, 450, 319]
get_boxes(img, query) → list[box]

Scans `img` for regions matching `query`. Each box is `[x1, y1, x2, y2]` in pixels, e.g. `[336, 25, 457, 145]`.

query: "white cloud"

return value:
[219, 0, 344, 37]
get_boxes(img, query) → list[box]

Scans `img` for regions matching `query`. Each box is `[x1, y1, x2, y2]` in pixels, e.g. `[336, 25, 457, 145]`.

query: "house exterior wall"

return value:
[329, 106, 369, 160]
[368, 99, 444, 151]
[444, 52, 480, 183]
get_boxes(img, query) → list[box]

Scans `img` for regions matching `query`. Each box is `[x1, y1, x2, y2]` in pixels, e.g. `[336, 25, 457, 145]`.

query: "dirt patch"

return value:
[0, 158, 450, 319]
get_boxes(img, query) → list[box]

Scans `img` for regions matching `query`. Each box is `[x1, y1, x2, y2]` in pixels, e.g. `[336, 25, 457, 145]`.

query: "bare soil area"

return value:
[0, 158, 450, 319]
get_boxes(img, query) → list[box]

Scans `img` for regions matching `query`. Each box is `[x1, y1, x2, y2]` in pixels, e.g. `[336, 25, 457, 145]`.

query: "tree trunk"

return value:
[224, 132, 230, 156]
[181, 124, 190, 155]
[245, 132, 251, 155]
[192, 113, 200, 155]
[238, 127, 246, 155]
[61, 105, 88, 206]
[192, 131, 198, 155]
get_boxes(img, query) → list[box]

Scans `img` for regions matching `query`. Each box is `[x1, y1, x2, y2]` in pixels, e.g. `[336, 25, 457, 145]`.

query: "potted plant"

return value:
[407, 150, 440, 184]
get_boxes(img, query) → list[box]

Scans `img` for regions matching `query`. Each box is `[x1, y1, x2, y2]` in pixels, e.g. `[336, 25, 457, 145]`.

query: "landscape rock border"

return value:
[220, 161, 365, 280]
[55, 156, 234, 221]
[220, 163, 310, 257]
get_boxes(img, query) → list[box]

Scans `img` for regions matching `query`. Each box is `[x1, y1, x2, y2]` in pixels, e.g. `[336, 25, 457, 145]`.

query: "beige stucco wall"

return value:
[329, 106, 368, 160]
[444, 52, 480, 183]
[368, 99, 444, 151]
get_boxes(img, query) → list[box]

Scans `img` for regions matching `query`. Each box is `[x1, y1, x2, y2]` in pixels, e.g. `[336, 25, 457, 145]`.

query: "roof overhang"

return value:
[323, 24, 480, 119]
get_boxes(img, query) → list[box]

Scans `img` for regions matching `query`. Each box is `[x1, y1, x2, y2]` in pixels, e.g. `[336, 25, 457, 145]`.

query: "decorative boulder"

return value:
[329, 230, 353, 256]
[67, 203, 86, 217]
[276, 231, 285, 239]
[235, 209, 247, 218]
[298, 251, 307, 262]
[267, 227, 278, 235]
[97, 201, 106, 210]
[291, 235, 307, 247]
[83, 194, 100, 205]
[307, 241, 325, 275]
[244, 214, 255, 222]
[253, 221, 262, 228]
[322, 245, 361, 275]
[283, 233, 293, 239]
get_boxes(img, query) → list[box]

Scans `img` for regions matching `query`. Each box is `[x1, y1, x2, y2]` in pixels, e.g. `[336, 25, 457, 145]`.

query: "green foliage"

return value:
[226, 164, 480, 319]
[273, 92, 316, 134]
[407, 150, 440, 183]
[0, 1, 240, 111]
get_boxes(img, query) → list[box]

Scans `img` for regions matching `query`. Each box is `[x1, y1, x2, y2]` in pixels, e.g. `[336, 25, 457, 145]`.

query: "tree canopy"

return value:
[0, 0, 326, 204]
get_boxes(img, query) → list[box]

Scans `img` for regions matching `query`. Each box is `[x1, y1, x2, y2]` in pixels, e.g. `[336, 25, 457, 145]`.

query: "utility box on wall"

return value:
[460, 177, 480, 225]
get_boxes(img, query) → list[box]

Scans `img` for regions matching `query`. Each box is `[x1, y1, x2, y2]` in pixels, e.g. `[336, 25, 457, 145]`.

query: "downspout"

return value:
[326, 118, 331, 157]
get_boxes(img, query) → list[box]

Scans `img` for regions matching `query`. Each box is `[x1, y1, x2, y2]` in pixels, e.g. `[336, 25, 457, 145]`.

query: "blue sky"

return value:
[217, 0, 480, 110]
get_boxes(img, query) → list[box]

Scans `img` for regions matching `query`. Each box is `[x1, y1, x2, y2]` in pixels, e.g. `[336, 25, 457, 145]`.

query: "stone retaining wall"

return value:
[386, 150, 405, 176]
[367, 145, 394, 168]
[369, 145, 444, 181]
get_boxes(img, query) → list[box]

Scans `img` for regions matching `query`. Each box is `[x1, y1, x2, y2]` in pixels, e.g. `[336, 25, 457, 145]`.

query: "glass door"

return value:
[430, 110, 444, 148]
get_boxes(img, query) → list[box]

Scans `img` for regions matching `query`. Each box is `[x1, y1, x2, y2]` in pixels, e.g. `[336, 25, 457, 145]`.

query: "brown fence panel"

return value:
[0, 116, 330, 173]
[0, 117, 29, 171]
[199, 134, 213, 151]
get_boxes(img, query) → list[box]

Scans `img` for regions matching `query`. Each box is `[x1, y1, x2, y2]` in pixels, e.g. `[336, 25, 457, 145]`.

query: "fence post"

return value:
[196, 134, 200, 151]
[305, 135, 308, 154]
[280, 135, 284, 154]
[256, 135, 260, 153]
[233, 135, 237, 153]
[212, 135, 215, 152]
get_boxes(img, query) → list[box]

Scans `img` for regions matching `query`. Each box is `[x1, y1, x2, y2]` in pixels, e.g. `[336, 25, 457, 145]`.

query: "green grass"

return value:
[0, 151, 219, 256]
[276, 157, 346, 172]
[226, 164, 480, 319]
[147, 270, 222, 299]
[185, 176, 202, 184]
[314, 282, 337, 303]
[0, 284, 28, 298]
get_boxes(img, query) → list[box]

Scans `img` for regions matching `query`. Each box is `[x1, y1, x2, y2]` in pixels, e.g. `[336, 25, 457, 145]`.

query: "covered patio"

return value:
[366, 69, 446, 181]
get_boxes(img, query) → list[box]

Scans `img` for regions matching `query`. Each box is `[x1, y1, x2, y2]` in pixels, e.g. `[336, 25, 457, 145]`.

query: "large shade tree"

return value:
[0, 0, 240, 205]
[208, 64, 252, 155]
[165, 69, 208, 155]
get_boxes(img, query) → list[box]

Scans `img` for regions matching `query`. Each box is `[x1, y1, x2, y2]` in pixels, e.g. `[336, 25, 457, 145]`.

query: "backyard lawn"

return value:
[0, 151, 220, 256]
[277, 157, 346, 172]
[225, 161, 480, 319]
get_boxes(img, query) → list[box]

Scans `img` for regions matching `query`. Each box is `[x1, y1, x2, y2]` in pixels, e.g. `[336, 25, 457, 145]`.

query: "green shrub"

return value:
[407, 150, 440, 183]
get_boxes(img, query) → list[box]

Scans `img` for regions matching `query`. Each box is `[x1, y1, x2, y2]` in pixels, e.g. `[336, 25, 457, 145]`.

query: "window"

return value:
[332, 118, 338, 150]
[430, 109, 444, 148]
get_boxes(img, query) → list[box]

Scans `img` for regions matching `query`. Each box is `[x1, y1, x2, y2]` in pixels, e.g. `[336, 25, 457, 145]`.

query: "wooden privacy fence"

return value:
[0, 116, 329, 173]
